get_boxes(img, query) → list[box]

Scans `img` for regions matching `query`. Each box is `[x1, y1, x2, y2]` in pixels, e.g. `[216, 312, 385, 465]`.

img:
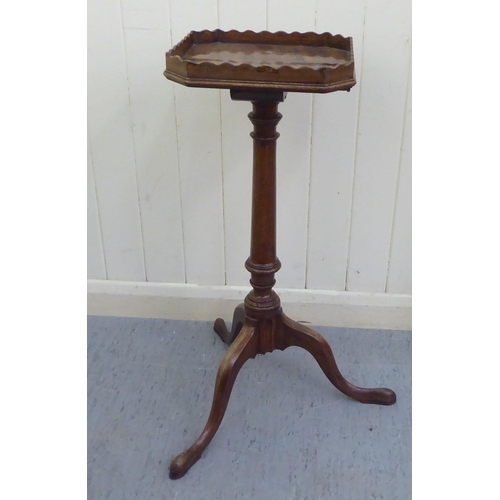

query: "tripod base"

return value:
[169, 306, 396, 479]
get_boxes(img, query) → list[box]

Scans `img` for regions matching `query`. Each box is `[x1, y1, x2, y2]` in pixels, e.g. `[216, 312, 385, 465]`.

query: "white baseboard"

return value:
[87, 279, 411, 331]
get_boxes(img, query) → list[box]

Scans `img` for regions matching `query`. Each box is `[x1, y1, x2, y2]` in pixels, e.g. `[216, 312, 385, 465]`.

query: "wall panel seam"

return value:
[216, 0, 227, 285]
[119, 0, 147, 281]
[385, 48, 411, 292]
[304, 0, 318, 290]
[167, 0, 187, 284]
[88, 131, 108, 279]
[218, 91, 228, 285]
[304, 96, 315, 289]
[344, 2, 367, 292]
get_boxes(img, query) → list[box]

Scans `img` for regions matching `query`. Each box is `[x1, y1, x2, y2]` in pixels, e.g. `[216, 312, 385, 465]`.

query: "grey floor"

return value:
[88, 316, 411, 500]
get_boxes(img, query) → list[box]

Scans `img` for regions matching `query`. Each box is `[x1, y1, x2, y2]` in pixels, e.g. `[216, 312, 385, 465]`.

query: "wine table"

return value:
[164, 30, 396, 480]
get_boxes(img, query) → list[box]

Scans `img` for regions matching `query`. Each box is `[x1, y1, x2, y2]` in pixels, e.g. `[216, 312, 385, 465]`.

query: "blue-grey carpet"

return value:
[88, 316, 411, 500]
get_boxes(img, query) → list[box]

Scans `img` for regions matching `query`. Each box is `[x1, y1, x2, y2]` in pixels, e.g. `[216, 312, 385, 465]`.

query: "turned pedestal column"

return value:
[168, 90, 396, 480]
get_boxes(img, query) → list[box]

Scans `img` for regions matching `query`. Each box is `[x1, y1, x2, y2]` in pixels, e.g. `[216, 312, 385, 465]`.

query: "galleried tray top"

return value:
[164, 30, 356, 93]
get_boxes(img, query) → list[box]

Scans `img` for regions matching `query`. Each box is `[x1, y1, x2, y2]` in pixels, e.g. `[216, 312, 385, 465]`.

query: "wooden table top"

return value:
[164, 29, 356, 93]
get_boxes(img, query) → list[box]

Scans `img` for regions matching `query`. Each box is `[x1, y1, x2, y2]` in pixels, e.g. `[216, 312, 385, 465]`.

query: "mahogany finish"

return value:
[164, 29, 356, 93]
[165, 31, 396, 480]
[168, 92, 396, 480]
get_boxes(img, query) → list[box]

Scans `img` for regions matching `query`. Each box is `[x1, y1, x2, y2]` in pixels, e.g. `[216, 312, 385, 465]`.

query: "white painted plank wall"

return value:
[122, 0, 185, 283]
[87, 0, 411, 300]
[169, 0, 225, 285]
[387, 60, 412, 295]
[219, 0, 267, 286]
[346, 0, 411, 292]
[306, 0, 365, 291]
[267, 0, 316, 290]
[87, 134, 106, 280]
[87, 0, 145, 281]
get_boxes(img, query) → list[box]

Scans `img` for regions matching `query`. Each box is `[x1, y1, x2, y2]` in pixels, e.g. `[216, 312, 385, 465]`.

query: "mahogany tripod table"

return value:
[164, 30, 396, 480]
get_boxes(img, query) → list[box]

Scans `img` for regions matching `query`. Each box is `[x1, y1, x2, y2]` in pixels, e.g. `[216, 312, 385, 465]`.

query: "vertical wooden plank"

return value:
[346, 0, 411, 292]
[267, 0, 316, 289]
[306, 0, 365, 291]
[219, 0, 266, 32]
[87, 135, 106, 279]
[87, 0, 145, 281]
[219, 92, 253, 286]
[387, 61, 412, 294]
[121, 0, 185, 283]
[218, 1, 267, 286]
[168, 0, 225, 285]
